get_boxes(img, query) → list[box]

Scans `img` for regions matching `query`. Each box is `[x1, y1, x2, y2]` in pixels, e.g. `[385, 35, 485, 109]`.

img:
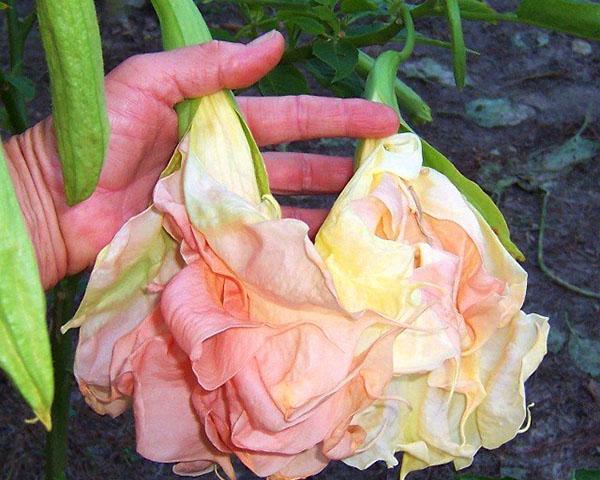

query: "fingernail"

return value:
[249, 30, 278, 46]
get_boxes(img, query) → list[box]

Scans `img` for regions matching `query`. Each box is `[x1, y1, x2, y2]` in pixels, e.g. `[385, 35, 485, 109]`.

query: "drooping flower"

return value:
[63, 91, 399, 478]
[64, 83, 548, 480]
[315, 133, 548, 479]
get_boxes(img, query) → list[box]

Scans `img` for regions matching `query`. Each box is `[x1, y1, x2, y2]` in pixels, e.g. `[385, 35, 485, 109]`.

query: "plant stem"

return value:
[45, 275, 80, 480]
[537, 191, 600, 299]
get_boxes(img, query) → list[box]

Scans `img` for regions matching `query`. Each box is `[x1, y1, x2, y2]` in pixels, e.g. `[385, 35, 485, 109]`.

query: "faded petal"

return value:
[65, 207, 182, 415]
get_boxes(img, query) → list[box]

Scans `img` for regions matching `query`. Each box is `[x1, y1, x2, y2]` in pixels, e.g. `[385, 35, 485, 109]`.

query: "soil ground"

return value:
[1, 1, 599, 479]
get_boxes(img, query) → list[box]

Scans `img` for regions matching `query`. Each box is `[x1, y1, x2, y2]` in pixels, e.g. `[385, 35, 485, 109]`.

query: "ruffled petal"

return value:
[66, 207, 182, 415]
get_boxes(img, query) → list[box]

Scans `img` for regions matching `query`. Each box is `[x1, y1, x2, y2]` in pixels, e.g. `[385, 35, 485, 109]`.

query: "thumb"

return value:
[106, 30, 284, 106]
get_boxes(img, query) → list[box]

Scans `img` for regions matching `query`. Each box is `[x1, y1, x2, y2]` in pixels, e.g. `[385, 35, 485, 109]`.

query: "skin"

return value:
[3, 31, 399, 290]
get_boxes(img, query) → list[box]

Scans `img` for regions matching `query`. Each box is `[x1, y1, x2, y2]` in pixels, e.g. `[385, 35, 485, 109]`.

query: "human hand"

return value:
[4, 30, 399, 289]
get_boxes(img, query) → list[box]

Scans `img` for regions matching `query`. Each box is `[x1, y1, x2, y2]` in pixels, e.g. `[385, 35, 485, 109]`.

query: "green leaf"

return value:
[0, 145, 53, 430]
[209, 26, 236, 41]
[306, 58, 364, 98]
[3, 73, 36, 100]
[258, 64, 309, 95]
[311, 5, 340, 31]
[458, 0, 499, 20]
[313, 39, 359, 82]
[516, 0, 600, 41]
[571, 469, 600, 480]
[277, 12, 327, 35]
[0, 2, 9, 9]
[445, 0, 467, 88]
[341, 0, 378, 14]
[37, 0, 109, 205]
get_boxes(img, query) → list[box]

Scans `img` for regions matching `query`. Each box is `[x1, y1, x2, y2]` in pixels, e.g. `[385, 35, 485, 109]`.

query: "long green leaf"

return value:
[37, 0, 109, 205]
[0, 145, 53, 429]
[516, 0, 600, 41]
[445, 0, 467, 88]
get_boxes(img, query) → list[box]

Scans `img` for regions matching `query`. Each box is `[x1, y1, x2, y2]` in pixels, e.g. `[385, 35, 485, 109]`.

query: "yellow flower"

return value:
[316, 133, 549, 479]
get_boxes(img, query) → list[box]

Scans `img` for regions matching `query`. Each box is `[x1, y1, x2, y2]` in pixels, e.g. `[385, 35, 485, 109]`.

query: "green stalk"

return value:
[151, 0, 272, 197]
[356, 52, 431, 124]
[44, 275, 80, 480]
[150, 0, 212, 138]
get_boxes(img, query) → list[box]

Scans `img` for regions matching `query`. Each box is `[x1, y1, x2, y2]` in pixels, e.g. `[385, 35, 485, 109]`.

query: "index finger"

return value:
[237, 96, 400, 146]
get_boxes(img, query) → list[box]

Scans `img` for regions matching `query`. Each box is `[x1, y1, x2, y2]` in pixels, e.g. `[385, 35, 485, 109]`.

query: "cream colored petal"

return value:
[477, 312, 549, 448]
[181, 91, 280, 232]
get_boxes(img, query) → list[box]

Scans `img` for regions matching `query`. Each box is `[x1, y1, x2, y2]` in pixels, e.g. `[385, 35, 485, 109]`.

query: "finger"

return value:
[281, 207, 329, 239]
[264, 152, 353, 194]
[106, 31, 284, 107]
[237, 96, 399, 146]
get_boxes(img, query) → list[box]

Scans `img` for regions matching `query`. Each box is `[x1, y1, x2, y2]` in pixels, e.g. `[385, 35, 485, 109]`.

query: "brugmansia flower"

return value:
[316, 133, 548, 478]
[64, 90, 548, 478]
[63, 91, 400, 478]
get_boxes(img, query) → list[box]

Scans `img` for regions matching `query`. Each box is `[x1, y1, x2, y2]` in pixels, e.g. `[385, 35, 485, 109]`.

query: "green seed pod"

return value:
[37, 0, 109, 205]
[0, 145, 53, 429]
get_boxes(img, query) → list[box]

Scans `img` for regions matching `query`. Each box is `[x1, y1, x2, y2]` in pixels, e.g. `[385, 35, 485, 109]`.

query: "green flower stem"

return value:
[44, 275, 80, 480]
[356, 52, 431, 124]
[150, 0, 211, 138]
[362, 1, 418, 116]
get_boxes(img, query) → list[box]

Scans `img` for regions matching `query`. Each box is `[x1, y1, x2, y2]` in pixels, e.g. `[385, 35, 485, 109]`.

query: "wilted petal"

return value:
[64, 207, 182, 415]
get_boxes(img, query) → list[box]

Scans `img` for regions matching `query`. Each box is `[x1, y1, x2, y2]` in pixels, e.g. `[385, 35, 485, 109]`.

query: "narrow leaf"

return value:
[37, 0, 109, 205]
[458, 0, 499, 21]
[517, 0, 600, 41]
[445, 0, 467, 88]
[0, 145, 53, 429]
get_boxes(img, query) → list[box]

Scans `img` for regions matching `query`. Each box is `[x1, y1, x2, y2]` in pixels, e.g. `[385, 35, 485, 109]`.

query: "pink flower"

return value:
[63, 91, 397, 478]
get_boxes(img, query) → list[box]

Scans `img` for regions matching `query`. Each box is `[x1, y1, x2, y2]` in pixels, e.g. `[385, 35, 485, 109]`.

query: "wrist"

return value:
[4, 119, 68, 289]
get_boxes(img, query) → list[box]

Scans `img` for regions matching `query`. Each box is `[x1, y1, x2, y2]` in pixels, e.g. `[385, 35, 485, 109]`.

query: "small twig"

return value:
[502, 69, 565, 87]
[537, 190, 600, 299]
